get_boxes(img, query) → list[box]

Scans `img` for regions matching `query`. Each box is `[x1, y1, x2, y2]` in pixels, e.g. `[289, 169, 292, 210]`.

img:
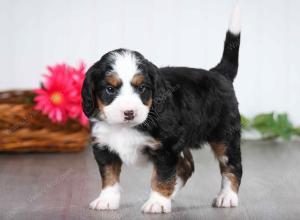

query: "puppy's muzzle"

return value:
[124, 110, 135, 121]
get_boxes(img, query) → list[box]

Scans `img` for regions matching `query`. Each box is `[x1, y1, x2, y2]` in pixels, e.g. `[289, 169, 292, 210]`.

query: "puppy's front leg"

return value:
[141, 151, 178, 214]
[89, 144, 122, 210]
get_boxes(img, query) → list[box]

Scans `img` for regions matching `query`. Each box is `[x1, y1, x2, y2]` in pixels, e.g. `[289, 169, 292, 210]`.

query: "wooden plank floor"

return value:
[1, 141, 300, 220]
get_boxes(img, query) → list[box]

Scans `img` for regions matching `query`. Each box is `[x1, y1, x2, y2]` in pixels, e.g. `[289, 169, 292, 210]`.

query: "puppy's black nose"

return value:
[124, 110, 135, 121]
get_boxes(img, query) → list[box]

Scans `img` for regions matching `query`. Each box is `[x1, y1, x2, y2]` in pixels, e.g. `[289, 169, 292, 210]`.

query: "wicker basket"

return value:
[0, 90, 90, 152]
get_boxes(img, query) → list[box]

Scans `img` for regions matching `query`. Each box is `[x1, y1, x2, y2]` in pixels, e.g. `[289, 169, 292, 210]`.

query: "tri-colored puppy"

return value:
[82, 3, 242, 214]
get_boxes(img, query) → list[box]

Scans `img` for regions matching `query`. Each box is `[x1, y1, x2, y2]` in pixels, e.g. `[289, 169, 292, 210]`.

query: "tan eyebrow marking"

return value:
[105, 74, 122, 87]
[131, 74, 145, 86]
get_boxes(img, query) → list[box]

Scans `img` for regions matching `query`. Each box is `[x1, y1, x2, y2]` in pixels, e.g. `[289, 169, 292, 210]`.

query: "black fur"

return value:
[82, 31, 242, 191]
[138, 32, 242, 183]
[92, 143, 121, 168]
[211, 31, 241, 81]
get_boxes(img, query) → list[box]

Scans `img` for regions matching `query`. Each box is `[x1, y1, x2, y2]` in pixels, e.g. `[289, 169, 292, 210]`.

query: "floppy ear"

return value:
[81, 66, 96, 118]
[145, 61, 167, 113]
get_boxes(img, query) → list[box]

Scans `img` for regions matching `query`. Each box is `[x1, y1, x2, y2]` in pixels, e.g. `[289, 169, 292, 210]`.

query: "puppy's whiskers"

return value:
[137, 109, 158, 130]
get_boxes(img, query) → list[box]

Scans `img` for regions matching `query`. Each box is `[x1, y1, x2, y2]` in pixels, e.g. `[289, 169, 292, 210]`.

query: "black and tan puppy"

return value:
[82, 3, 242, 213]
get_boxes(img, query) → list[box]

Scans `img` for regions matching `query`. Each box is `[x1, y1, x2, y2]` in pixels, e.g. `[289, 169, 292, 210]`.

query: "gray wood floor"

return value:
[1, 141, 300, 220]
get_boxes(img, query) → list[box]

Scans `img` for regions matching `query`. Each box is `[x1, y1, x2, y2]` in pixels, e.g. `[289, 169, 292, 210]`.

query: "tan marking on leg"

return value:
[223, 172, 239, 192]
[210, 142, 227, 158]
[151, 168, 176, 198]
[176, 149, 194, 185]
[210, 142, 240, 192]
[100, 160, 122, 189]
[210, 142, 229, 167]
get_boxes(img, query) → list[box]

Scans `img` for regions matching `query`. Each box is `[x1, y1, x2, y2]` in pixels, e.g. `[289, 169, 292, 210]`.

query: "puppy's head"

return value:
[82, 49, 159, 126]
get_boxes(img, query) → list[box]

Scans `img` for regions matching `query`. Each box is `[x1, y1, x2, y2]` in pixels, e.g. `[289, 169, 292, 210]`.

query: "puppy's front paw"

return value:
[89, 184, 120, 210]
[141, 191, 171, 214]
[212, 189, 238, 208]
[89, 195, 120, 210]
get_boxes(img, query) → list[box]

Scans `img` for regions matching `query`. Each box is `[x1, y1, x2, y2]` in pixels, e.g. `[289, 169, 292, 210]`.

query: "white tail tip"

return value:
[229, 1, 241, 35]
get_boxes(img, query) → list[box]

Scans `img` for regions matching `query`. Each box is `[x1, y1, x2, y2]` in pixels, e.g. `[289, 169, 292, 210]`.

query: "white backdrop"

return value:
[1, 0, 299, 123]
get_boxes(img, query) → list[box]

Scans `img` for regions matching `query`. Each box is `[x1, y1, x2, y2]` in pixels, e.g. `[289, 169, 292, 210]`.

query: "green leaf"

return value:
[252, 113, 276, 135]
[240, 114, 250, 130]
[274, 113, 293, 140]
[293, 127, 300, 136]
[240, 112, 300, 141]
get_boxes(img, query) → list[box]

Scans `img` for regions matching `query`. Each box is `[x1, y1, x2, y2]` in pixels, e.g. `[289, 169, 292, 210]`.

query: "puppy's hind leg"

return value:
[210, 131, 242, 208]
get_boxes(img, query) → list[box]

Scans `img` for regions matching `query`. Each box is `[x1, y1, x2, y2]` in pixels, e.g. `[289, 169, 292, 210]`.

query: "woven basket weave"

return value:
[0, 90, 90, 152]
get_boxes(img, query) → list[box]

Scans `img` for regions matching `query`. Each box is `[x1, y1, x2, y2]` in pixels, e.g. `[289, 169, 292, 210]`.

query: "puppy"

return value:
[82, 3, 242, 214]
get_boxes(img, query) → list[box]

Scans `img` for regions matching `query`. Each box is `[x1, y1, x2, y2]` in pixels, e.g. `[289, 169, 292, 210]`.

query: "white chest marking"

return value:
[92, 121, 155, 165]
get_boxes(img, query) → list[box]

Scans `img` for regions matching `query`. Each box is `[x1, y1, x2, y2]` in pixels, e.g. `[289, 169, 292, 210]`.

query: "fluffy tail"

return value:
[210, 2, 241, 82]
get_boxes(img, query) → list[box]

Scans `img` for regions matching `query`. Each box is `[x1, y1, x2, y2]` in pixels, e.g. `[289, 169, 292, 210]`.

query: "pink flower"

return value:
[34, 63, 88, 125]
[69, 62, 89, 126]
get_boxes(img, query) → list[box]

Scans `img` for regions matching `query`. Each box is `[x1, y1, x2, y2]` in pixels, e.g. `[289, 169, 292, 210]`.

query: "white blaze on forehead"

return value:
[110, 50, 142, 108]
[110, 50, 140, 84]
[102, 50, 149, 125]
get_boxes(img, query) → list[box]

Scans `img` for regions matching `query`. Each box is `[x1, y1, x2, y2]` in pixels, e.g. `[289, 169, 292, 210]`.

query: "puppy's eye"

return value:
[105, 86, 116, 95]
[137, 84, 146, 94]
